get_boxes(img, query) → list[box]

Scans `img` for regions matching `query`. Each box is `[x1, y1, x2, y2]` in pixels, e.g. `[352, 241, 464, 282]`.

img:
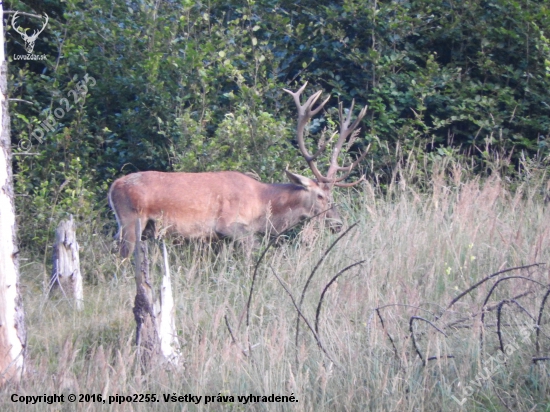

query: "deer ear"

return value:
[285, 170, 312, 189]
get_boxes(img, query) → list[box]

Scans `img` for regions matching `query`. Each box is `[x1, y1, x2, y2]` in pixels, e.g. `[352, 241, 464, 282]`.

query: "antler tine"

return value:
[334, 175, 366, 188]
[309, 160, 332, 183]
[348, 105, 368, 135]
[308, 93, 331, 118]
[283, 82, 309, 114]
[308, 130, 337, 165]
[338, 143, 372, 172]
[338, 101, 368, 140]
[334, 100, 361, 153]
[332, 143, 371, 187]
[283, 81, 309, 95]
[327, 100, 368, 180]
[339, 98, 356, 130]
[284, 82, 330, 122]
[36, 14, 49, 36]
[332, 143, 371, 176]
[284, 89, 329, 120]
[285, 82, 333, 183]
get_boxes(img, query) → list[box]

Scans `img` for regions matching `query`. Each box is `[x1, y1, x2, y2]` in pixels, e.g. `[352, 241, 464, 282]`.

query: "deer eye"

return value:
[317, 194, 324, 200]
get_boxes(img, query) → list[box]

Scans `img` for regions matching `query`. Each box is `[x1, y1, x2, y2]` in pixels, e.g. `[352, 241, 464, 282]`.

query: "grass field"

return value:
[3, 164, 550, 411]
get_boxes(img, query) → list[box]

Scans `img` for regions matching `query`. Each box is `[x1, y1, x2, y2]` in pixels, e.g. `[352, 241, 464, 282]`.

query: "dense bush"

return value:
[5, 0, 550, 250]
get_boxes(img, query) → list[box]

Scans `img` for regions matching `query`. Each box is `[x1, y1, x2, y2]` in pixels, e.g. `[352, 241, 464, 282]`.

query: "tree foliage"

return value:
[4, 0, 550, 249]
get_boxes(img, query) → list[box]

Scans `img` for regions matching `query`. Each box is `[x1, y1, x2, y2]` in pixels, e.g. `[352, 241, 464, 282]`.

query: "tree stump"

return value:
[50, 215, 83, 310]
[133, 219, 180, 368]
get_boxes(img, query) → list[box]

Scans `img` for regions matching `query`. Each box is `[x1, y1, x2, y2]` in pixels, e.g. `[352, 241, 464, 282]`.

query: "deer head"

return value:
[12, 11, 49, 54]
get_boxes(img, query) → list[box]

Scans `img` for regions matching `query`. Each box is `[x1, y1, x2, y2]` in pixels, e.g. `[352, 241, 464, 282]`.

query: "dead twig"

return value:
[314, 260, 365, 335]
[409, 316, 449, 365]
[536, 287, 550, 355]
[480, 276, 548, 353]
[493, 386, 515, 412]
[497, 298, 537, 356]
[269, 265, 338, 367]
[372, 304, 437, 363]
[245, 206, 341, 329]
[496, 300, 507, 355]
[444, 290, 536, 331]
[375, 308, 400, 362]
[224, 315, 248, 357]
[442, 263, 545, 316]
[294, 223, 358, 360]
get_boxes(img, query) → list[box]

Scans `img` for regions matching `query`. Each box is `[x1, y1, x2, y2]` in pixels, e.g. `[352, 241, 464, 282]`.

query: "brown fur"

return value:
[108, 170, 341, 257]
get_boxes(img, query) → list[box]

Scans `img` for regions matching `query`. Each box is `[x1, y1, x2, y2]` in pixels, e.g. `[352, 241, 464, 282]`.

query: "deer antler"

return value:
[283, 82, 331, 183]
[284, 82, 369, 187]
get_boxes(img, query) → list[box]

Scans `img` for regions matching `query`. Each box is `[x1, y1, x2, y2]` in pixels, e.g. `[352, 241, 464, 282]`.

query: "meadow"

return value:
[4, 161, 550, 411]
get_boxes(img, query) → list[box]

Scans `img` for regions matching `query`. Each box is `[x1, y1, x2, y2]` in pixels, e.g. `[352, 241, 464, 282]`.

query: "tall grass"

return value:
[3, 161, 550, 411]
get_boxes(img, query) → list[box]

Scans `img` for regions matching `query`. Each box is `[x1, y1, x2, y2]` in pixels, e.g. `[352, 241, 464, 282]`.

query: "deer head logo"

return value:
[12, 11, 49, 54]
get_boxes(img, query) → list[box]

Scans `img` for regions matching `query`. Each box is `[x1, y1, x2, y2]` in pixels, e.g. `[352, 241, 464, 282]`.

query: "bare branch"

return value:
[269, 265, 339, 367]
[440, 263, 545, 317]
[245, 205, 341, 330]
[410, 316, 449, 365]
[536, 287, 550, 355]
[480, 275, 548, 353]
[375, 308, 400, 362]
[3, 11, 43, 19]
[224, 315, 248, 357]
[294, 223, 358, 357]
[8, 98, 33, 105]
[314, 260, 366, 334]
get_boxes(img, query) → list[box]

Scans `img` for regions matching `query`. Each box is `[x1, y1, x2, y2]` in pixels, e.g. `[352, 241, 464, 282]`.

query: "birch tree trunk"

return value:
[0, 3, 26, 385]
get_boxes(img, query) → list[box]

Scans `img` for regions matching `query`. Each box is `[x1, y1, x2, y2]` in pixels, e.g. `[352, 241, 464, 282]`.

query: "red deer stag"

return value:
[109, 83, 369, 257]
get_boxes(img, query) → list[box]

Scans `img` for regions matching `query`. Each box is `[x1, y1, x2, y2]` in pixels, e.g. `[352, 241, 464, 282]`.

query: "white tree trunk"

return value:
[156, 241, 180, 365]
[0, 2, 26, 385]
[50, 215, 83, 310]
